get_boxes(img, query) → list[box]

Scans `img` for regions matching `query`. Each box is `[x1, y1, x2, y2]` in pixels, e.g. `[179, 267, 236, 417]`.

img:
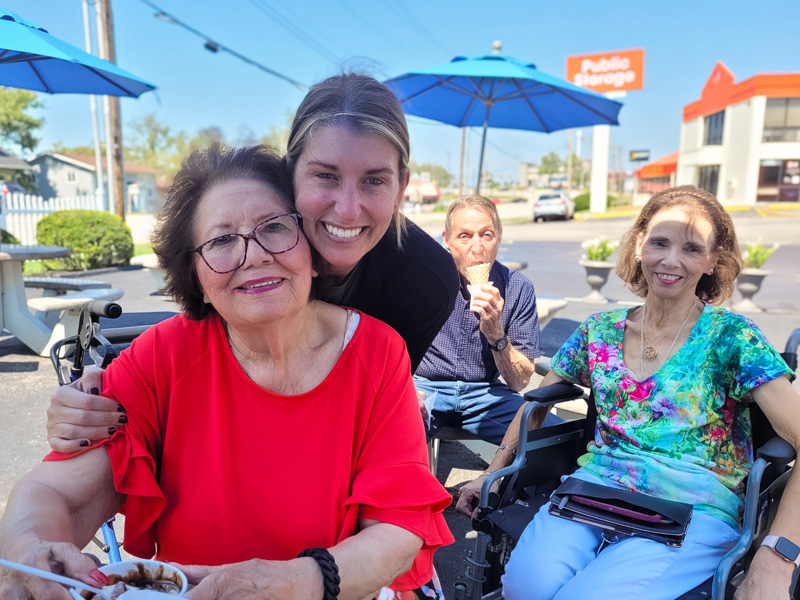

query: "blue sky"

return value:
[3, 0, 799, 183]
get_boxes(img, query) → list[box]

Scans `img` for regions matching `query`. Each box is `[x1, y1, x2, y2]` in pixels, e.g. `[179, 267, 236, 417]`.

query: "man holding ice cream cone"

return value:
[415, 196, 557, 445]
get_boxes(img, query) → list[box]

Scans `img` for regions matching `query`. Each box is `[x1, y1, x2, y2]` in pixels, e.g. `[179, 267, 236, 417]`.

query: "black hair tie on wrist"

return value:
[297, 547, 340, 600]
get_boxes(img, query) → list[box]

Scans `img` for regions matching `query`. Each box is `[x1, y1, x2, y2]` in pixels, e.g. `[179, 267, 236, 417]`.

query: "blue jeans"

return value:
[502, 469, 739, 600]
[414, 377, 561, 446]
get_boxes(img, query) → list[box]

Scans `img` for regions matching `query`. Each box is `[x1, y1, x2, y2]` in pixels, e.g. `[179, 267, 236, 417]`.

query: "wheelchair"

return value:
[455, 328, 800, 600]
[50, 300, 149, 565]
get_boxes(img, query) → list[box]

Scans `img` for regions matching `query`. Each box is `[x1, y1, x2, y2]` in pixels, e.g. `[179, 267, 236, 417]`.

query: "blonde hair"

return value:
[285, 73, 410, 247]
[616, 185, 743, 304]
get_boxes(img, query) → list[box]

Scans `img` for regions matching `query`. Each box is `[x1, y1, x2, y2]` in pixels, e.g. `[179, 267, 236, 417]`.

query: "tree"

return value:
[568, 153, 585, 189]
[53, 142, 97, 156]
[260, 110, 295, 152]
[539, 151, 563, 175]
[0, 87, 43, 155]
[408, 160, 452, 188]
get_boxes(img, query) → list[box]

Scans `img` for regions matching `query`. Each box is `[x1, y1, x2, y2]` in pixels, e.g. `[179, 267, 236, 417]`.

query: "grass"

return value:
[134, 243, 153, 256]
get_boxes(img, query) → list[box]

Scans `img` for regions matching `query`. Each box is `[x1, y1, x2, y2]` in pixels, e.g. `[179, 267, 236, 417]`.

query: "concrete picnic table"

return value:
[1, 243, 70, 355]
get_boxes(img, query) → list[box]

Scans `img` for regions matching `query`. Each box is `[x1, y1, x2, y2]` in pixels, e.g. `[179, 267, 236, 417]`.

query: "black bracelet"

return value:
[297, 547, 340, 600]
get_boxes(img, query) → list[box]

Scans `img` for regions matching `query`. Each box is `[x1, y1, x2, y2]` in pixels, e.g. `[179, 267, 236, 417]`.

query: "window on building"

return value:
[698, 165, 719, 196]
[67, 171, 76, 182]
[704, 111, 724, 145]
[757, 159, 800, 202]
[763, 98, 800, 142]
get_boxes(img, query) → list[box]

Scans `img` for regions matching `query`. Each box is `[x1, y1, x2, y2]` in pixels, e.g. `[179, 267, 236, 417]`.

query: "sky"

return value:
[3, 0, 799, 184]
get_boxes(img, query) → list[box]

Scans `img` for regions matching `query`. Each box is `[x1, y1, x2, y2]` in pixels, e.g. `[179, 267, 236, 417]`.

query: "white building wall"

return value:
[677, 95, 800, 205]
[676, 118, 702, 187]
[723, 99, 757, 204]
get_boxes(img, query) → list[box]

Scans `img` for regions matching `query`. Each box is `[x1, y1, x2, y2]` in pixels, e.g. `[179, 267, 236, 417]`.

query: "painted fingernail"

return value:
[89, 387, 100, 396]
[89, 569, 111, 586]
[118, 415, 128, 424]
[79, 440, 90, 448]
[117, 404, 126, 412]
[108, 427, 117, 435]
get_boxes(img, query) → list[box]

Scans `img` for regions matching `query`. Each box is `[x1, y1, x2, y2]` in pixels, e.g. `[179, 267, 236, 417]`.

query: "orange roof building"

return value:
[676, 62, 800, 204]
[634, 152, 679, 202]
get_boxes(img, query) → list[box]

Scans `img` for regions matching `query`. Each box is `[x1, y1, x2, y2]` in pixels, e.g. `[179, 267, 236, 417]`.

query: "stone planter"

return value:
[579, 259, 615, 304]
[732, 268, 770, 313]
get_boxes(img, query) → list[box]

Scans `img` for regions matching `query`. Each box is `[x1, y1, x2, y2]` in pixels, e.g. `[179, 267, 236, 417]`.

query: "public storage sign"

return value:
[566, 49, 645, 93]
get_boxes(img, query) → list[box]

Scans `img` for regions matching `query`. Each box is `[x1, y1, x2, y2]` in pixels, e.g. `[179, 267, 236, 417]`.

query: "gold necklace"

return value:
[639, 301, 697, 379]
[642, 321, 672, 360]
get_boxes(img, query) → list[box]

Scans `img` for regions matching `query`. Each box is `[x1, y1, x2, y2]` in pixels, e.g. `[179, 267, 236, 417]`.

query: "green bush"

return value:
[574, 193, 590, 212]
[1, 228, 20, 244]
[573, 193, 618, 212]
[37, 210, 134, 271]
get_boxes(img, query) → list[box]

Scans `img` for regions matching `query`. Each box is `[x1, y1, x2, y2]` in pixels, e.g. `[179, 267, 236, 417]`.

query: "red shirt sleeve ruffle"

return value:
[344, 461, 454, 589]
[45, 430, 165, 558]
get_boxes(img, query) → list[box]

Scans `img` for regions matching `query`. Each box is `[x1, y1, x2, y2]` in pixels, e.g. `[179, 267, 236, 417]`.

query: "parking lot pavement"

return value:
[1, 232, 798, 594]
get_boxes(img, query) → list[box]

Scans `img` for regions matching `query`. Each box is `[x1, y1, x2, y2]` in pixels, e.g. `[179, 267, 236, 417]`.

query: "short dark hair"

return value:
[285, 72, 409, 246]
[153, 144, 294, 320]
[616, 185, 743, 304]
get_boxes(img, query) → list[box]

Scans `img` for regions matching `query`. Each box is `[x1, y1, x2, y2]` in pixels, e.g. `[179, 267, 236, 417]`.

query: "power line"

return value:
[138, 0, 307, 91]
[246, 0, 341, 66]
[387, 0, 453, 58]
[333, 0, 426, 62]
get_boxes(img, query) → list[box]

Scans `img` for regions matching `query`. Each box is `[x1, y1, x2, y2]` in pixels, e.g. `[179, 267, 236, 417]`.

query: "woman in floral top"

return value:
[468, 186, 799, 600]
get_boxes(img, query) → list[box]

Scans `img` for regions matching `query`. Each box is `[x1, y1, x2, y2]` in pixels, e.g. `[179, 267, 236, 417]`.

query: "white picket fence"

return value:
[0, 193, 102, 245]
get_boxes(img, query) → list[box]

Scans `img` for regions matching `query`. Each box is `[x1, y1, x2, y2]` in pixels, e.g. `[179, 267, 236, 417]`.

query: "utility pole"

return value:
[100, 0, 126, 219]
[458, 128, 466, 196]
[566, 129, 573, 195]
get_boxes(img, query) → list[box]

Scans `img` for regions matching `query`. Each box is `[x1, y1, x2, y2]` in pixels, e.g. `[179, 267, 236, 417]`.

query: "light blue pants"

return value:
[502, 470, 739, 600]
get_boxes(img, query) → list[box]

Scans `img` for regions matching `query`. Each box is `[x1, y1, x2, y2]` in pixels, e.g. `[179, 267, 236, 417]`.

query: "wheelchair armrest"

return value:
[476, 385, 584, 513]
[523, 381, 586, 406]
[756, 436, 796, 465]
[712, 457, 770, 599]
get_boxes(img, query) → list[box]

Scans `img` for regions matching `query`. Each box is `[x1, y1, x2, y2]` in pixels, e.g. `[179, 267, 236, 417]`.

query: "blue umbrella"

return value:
[385, 53, 622, 194]
[0, 9, 155, 97]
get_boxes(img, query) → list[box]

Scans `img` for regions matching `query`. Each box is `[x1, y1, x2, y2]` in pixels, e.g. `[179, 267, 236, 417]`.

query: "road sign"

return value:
[567, 49, 645, 93]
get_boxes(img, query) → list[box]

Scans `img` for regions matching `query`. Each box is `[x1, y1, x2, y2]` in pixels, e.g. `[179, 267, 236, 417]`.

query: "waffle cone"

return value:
[465, 263, 491, 285]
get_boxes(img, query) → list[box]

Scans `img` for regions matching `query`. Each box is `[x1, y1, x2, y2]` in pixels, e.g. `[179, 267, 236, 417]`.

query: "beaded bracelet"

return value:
[297, 547, 340, 600]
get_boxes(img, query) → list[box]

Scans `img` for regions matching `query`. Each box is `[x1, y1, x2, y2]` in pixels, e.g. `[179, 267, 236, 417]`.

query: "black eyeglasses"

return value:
[194, 213, 301, 274]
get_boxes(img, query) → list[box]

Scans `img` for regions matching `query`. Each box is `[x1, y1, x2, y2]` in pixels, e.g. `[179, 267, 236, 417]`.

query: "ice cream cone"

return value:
[465, 263, 491, 286]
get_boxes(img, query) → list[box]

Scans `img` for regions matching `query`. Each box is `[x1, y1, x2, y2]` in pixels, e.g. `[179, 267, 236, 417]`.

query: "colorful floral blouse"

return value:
[551, 305, 794, 528]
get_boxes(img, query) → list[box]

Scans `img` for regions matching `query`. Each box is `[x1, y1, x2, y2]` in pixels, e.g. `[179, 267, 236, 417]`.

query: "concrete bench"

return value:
[24, 276, 112, 295]
[27, 287, 124, 357]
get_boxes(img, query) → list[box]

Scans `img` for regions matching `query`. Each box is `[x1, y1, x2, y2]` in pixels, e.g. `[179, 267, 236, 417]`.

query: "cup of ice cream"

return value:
[465, 263, 492, 310]
[80, 560, 187, 599]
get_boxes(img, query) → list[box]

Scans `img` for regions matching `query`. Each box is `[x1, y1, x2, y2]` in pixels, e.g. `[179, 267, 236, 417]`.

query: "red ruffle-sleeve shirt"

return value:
[47, 311, 453, 589]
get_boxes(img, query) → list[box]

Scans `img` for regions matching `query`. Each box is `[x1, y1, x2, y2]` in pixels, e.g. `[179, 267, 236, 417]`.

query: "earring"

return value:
[708, 268, 714, 275]
[635, 255, 641, 263]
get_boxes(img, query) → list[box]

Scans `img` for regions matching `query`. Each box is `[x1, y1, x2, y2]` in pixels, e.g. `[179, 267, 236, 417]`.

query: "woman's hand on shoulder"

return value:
[0, 537, 105, 599]
[179, 558, 320, 600]
[47, 366, 125, 453]
[734, 546, 795, 599]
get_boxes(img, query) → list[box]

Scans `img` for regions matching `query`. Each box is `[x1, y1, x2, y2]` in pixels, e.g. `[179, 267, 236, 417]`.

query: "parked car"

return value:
[533, 191, 575, 222]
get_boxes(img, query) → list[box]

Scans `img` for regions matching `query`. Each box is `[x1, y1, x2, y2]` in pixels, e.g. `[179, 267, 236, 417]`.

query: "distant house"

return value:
[27, 152, 163, 212]
[0, 148, 33, 186]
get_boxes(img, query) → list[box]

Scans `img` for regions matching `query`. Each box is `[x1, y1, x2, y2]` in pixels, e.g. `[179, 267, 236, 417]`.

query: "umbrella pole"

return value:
[476, 109, 490, 196]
